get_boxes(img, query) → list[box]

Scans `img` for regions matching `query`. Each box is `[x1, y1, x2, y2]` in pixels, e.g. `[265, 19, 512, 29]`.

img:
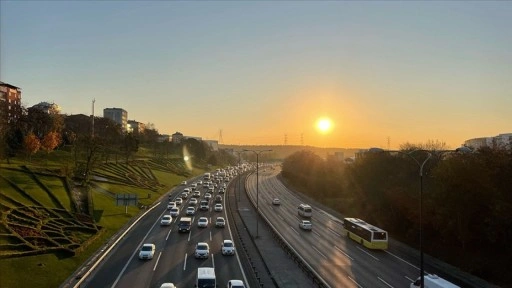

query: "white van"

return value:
[196, 267, 215, 288]
[298, 204, 312, 218]
[410, 274, 460, 288]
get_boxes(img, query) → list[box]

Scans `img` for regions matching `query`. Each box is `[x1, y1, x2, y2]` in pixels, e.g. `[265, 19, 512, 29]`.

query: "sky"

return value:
[1, 1, 511, 149]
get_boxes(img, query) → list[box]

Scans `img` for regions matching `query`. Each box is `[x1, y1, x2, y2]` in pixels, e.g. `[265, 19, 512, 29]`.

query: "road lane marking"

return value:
[153, 252, 162, 271]
[290, 226, 299, 235]
[312, 246, 327, 259]
[183, 253, 187, 270]
[212, 254, 215, 268]
[377, 276, 394, 288]
[210, 231, 212, 242]
[334, 245, 354, 260]
[356, 246, 379, 261]
[348, 275, 364, 288]
[328, 227, 341, 237]
[405, 276, 415, 282]
[165, 228, 172, 241]
[384, 250, 419, 270]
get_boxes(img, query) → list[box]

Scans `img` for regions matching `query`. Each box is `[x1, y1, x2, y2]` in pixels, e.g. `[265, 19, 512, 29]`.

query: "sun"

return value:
[316, 118, 332, 134]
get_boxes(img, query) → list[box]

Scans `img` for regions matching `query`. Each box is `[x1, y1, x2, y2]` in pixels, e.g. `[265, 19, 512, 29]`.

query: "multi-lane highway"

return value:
[82, 176, 248, 288]
[245, 166, 428, 288]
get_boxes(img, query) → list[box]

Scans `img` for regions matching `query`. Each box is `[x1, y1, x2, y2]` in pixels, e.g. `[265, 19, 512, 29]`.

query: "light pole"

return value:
[234, 151, 245, 202]
[243, 149, 272, 238]
[371, 146, 471, 288]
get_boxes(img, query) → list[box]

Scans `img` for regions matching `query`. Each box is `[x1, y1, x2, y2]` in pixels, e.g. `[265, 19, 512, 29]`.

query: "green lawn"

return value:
[0, 150, 201, 288]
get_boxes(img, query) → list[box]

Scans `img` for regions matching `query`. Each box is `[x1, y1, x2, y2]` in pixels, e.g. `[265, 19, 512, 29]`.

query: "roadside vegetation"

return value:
[281, 145, 512, 287]
[0, 104, 237, 287]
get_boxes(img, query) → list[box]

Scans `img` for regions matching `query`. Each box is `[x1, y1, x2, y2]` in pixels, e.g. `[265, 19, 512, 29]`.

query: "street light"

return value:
[370, 146, 471, 288]
[243, 149, 272, 238]
[234, 151, 246, 202]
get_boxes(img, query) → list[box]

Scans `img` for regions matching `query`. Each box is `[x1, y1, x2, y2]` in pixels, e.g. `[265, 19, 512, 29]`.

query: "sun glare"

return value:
[316, 118, 332, 134]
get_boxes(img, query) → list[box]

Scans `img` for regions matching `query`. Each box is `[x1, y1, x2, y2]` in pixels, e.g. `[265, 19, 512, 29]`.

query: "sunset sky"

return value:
[2, 1, 510, 149]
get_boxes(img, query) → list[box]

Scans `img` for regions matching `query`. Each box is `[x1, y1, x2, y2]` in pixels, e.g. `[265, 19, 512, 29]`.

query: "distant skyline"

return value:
[2, 1, 511, 149]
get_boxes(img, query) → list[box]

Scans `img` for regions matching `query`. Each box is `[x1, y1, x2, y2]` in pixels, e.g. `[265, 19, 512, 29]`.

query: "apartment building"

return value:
[0, 81, 22, 123]
[103, 108, 127, 132]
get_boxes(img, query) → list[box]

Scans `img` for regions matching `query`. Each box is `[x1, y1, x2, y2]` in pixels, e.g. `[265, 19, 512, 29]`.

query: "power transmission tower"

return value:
[219, 129, 224, 144]
[91, 99, 95, 137]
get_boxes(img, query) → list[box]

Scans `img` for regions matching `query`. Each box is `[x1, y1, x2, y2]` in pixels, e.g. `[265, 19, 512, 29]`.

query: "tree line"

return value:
[281, 147, 511, 286]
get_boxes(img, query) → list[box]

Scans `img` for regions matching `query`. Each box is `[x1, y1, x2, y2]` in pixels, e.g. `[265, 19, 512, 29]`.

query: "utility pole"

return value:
[91, 99, 95, 137]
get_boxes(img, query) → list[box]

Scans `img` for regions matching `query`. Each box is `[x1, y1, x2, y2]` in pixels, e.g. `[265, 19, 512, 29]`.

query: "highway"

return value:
[245, 166, 423, 288]
[82, 176, 248, 288]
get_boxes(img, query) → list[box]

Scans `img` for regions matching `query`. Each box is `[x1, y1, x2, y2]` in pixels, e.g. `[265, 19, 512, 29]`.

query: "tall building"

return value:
[127, 120, 145, 135]
[32, 101, 61, 114]
[103, 108, 127, 132]
[0, 81, 22, 123]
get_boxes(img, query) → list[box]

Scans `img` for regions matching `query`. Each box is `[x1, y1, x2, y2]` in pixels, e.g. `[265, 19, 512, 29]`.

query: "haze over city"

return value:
[1, 1, 511, 149]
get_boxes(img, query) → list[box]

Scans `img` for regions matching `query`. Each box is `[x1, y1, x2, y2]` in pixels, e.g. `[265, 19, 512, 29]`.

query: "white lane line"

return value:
[210, 231, 212, 241]
[384, 250, 419, 270]
[313, 231, 321, 237]
[165, 228, 172, 241]
[188, 230, 192, 242]
[183, 253, 187, 271]
[356, 246, 379, 261]
[328, 227, 341, 237]
[404, 276, 415, 282]
[153, 252, 162, 271]
[348, 275, 364, 288]
[212, 254, 215, 268]
[312, 246, 328, 259]
[290, 226, 299, 235]
[334, 245, 354, 261]
[377, 276, 394, 288]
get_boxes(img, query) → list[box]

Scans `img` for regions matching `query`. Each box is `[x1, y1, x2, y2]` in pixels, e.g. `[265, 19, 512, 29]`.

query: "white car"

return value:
[195, 242, 210, 259]
[181, 192, 188, 199]
[227, 280, 245, 288]
[272, 198, 281, 205]
[169, 206, 179, 217]
[186, 206, 196, 216]
[299, 220, 312, 231]
[160, 215, 172, 226]
[193, 191, 201, 198]
[167, 202, 176, 209]
[215, 217, 225, 228]
[181, 181, 187, 185]
[139, 243, 155, 260]
[175, 198, 183, 205]
[221, 239, 235, 255]
[189, 198, 198, 205]
[197, 217, 208, 228]
[214, 203, 223, 212]
[160, 283, 176, 288]
[204, 193, 212, 200]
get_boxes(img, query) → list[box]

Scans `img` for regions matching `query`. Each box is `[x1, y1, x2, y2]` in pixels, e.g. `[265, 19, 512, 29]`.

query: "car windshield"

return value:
[197, 244, 207, 250]
[141, 246, 152, 251]
[224, 242, 233, 247]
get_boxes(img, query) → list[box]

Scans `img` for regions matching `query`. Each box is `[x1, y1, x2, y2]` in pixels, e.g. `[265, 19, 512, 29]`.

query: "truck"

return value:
[410, 274, 460, 288]
[178, 217, 192, 233]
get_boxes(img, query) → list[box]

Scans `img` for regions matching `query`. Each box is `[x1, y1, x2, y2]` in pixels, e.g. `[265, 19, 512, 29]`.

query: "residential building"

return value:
[204, 140, 219, 151]
[158, 134, 171, 142]
[128, 120, 145, 135]
[32, 101, 61, 114]
[0, 81, 22, 123]
[103, 108, 127, 132]
[464, 133, 512, 150]
[172, 132, 184, 144]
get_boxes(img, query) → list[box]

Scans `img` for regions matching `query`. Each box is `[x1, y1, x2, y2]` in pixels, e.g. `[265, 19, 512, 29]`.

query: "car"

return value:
[197, 180, 202, 185]
[200, 200, 209, 211]
[160, 215, 172, 225]
[195, 242, 210, 259]
[175, 198, 183, 205]
[299, 220, 312, 230]
[204, 193, 212, 200]
[214, 203, 223, 212]
[193, 191, 201, 198]
[227, 280, 245, 288]
[189, 198, 198, 205]
[221, 239, 235, 255]
[272, 198, 281, 205]
[181, 192, 189, 199]
[159, 283, 176, 288]
[215, 195, 222, 203]
[181, 181, 187, 185]
[139, 243, 155, 260]
[219, 188, 225, 194]
[197, 217, 208, 228]
[167, 202, 176, 209]
[215, 217, 225, 228]
[169, 206, 179, 217]
[186, 206, 196, 216]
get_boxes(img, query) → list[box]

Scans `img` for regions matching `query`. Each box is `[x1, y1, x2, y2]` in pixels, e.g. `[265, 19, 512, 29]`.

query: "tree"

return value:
[24, 133, 41, 161]
[40, 131, 62, 161]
